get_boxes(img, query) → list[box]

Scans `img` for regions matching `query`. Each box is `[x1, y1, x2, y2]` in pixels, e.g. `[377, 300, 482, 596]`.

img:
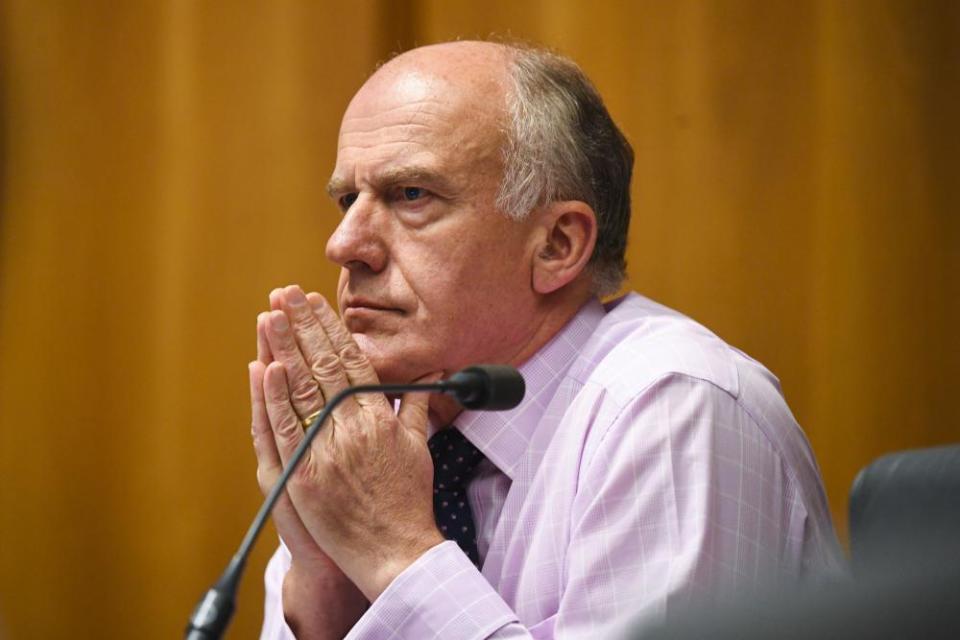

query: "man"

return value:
[251, 41, 843, 639]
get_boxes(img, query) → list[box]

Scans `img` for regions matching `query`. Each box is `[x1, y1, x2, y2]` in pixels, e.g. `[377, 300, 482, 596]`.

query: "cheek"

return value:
[417, 257, 532, 340]
[400, 241, 462, 298]
[393, 217, 535, 346]
[400, 254, 468, 322]
[410, 264, 467, 326]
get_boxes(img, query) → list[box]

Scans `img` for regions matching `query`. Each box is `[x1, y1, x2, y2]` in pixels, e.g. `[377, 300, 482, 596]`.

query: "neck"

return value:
[429, 287, 596, 427]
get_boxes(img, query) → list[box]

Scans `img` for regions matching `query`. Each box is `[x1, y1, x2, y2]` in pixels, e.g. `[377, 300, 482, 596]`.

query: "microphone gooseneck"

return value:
[185, 364, 525, 639]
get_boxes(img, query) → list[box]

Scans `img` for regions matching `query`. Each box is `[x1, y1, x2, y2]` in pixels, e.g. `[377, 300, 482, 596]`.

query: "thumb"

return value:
[397, 372, 443, 440]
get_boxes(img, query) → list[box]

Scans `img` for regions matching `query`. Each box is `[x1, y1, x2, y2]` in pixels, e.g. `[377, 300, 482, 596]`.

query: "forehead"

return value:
[330, 67, 507, 191]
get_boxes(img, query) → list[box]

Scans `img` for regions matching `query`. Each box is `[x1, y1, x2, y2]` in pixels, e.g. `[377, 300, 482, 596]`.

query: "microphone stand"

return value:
[185, 363, 525, 639]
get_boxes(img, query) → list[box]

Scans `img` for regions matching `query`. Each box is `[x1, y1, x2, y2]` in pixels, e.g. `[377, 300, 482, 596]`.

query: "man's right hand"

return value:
[250, 290, 368, 638]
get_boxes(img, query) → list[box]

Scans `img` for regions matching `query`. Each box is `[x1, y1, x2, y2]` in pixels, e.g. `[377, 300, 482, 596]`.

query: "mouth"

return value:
[341, 298, 405, 316]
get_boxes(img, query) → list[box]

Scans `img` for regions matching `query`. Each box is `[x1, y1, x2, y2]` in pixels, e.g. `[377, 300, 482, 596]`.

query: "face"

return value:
[325, 62, 542, 384]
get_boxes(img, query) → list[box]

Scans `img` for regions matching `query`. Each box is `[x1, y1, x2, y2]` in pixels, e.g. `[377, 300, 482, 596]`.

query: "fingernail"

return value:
[285, 286, 306, 307]
[271, 311, 289, 331]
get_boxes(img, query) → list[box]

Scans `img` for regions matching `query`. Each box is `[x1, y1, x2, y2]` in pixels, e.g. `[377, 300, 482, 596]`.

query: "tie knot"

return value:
[428, 427, 485, 488]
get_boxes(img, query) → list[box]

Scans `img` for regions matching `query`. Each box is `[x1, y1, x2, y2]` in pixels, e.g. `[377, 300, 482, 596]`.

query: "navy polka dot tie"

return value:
[428, 427, 485, 567]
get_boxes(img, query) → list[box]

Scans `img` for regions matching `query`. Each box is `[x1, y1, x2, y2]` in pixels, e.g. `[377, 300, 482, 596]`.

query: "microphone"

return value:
[185, 364, 525, 639]
[445, 364, 525, 410]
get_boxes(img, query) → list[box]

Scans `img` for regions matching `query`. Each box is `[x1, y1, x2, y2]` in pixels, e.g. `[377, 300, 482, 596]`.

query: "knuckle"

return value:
[338, 343, 366, 367]
[264, 380, 289, 404]
[354, 393, 379, 409]
[289, 377, 319, 404]
[272, 415, 302, 441]
[290, 309, 316, 331]
[310, 353, 342, 381]
[329, 324, 355, 348]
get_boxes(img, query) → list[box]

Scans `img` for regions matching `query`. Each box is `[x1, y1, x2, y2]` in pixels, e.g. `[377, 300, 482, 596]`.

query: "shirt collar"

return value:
[453, 298, 606, 480]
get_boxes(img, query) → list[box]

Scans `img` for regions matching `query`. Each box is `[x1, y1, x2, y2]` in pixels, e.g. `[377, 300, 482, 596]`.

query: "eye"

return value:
[402, 186, 426, 201]
[339, 193, 358, 210]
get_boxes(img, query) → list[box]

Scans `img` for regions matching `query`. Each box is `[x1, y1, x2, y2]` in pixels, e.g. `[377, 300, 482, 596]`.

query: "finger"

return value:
[269, 287, 284, 311]
[280, 285, 351, 404]
[263, 361, 310, 468]
[256, 312, 273, 364]
[250, 361, 282, 489]
[265, 310, 323, 421]
[253, 361, 321, 554]
[397, 372, 442, 441]
[307, 293, 381, 390]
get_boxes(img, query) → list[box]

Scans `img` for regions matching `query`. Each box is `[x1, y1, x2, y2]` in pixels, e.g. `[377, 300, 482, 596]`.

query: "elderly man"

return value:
[251, 41, 842, 639]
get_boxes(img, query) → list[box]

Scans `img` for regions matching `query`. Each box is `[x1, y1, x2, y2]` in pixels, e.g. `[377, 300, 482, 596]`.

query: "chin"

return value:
[352, 333, 436, 384]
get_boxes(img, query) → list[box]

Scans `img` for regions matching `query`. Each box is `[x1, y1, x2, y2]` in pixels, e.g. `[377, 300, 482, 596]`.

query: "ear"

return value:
[531, 201, 598, 295]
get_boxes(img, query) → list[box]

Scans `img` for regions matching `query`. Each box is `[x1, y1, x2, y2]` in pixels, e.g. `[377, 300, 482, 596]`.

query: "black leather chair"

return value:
[848, 443, 960, 573]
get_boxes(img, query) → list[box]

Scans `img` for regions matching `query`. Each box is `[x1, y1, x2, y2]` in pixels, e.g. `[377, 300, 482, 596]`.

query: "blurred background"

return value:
[0, 1, 957, 638]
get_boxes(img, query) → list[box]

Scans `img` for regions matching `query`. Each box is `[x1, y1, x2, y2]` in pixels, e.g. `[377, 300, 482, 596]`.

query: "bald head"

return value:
[364, 41, 514, 114]
[371, 40, 513, 93]
[339, 42, 513, 176]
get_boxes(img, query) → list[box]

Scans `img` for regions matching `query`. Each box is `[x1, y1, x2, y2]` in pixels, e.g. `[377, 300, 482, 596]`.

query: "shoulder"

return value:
[572, 293, 785, 407]
[545, 293, 843, 574]
[568, 293, 822, 497]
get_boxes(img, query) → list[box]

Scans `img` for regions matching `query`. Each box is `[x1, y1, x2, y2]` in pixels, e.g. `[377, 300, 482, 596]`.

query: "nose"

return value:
[325, 196, 388, 273]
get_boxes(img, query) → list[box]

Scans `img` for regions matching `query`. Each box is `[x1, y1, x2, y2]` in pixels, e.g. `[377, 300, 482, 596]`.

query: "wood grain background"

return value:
[1, 1, 957, 637]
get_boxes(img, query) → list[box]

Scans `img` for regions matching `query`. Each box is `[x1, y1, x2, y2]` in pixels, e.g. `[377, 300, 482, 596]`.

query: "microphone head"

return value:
[446, 365, 525, 411]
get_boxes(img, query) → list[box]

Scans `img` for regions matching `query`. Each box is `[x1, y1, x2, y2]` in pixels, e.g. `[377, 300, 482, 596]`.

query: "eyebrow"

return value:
[326, 165, 456, 198]
[325, 175, 350, 198]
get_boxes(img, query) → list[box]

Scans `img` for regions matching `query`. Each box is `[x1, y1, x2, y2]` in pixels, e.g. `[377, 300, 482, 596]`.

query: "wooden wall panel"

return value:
[0, 1, 378, 637]
[806, 0, 960, 536]
[0, 1, 956, 638]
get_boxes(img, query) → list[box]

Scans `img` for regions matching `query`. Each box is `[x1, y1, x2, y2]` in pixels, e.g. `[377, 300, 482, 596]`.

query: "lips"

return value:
[341, 297, 404, 314]
[341, 299, 404, 329]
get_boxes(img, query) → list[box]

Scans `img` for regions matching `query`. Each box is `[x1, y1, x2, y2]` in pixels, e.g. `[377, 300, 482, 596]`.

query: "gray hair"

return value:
[496, 46, 634, 297]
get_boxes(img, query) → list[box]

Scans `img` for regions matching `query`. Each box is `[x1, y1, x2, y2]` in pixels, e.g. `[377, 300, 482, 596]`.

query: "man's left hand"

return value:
[257, 285, 445, 601]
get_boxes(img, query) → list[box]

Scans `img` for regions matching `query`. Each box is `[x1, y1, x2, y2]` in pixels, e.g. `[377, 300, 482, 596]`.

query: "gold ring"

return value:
[301, 410, 322, 430]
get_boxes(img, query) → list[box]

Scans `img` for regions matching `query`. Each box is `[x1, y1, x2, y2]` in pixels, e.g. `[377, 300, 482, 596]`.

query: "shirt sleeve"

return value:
[260, 541, 296, 640]
[345, 541, 528, 640]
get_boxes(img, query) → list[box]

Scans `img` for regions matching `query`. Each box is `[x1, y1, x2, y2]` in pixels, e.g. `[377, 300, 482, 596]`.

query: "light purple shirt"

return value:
[261, 293, 844, 639]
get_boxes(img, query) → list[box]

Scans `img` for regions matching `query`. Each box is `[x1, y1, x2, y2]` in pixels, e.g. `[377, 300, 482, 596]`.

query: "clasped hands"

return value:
[249, 285, 446, 629]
